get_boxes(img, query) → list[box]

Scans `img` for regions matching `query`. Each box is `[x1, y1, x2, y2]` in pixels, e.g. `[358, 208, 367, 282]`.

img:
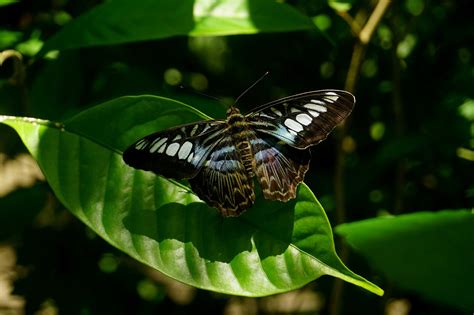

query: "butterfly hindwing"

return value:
[247, 90, 355, 149]
[251, 135, 311, 201]
[188, 135, 255, 217]
[123, 120, 226, 180]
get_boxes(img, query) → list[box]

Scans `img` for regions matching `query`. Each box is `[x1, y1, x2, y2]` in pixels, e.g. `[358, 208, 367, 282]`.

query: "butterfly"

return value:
[123, 90, 355, 217]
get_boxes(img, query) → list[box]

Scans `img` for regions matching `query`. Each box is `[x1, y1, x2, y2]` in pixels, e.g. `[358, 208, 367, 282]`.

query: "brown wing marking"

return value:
[251, 135, 310, 201]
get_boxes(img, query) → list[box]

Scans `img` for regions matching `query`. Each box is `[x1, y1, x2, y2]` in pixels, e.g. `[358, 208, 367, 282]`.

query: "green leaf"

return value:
[328, 0, 354, 12]
[0, 96, 382, 297]
[39, 0, 314, 55]
[0, 30, 22, 50]
[0, 0, 18, 8]
[335, 210, 474, 310]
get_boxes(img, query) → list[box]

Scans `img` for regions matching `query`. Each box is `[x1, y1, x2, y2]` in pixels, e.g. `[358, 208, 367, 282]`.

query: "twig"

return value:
[330, 1, 391, 315]
[359, 0, 392, 44]
[0, 50, 25, 85]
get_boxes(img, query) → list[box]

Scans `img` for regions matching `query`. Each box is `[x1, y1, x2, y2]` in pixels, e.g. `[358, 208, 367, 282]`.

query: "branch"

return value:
[329, 1, 391, 315]
[359, 0, 392, 44]
[0, 50, 25, 85]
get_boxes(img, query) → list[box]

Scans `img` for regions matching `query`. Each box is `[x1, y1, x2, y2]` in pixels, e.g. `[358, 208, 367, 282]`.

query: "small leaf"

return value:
[0, 0, 18, 8]
[336, 210, 474, 310]
[0, 96, 382, 296]
[328, 0, 354, 12]
[39, 0, 314, 55]
[0, 30, 22, 50]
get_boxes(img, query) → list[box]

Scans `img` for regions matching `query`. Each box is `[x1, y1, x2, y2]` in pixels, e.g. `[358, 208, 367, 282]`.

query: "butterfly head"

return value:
[226, 106, 241, 116]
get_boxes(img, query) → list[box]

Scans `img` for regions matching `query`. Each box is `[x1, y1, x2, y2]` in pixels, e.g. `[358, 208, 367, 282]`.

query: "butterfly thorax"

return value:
[226, 107, 256, 177]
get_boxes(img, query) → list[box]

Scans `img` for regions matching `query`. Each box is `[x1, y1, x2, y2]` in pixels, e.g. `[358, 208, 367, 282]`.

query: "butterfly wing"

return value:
[123, 120, 226, 180]
[188, 135, 255, 217]
[251, 135, 311, 201]
[246, 90, 355, 149]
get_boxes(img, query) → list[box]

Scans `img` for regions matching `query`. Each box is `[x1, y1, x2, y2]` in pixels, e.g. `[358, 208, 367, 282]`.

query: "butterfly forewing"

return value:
[188, 134, 255, 217]
[123, 120, 226, 179]
[247, 90, 355, 149]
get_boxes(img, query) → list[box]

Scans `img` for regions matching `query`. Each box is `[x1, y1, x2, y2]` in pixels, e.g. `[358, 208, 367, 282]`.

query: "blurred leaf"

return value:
[0, 0, 18, 7]
[397, 34, 417, 59]
[328, 0, 354, 12]
[370, 121, 385, 141]
[0, 30, 22, 50]
[0, 96, 382, 297]
[53, 11, 72, 26]
[39, 0, 314, 55]
[459, 98, 474, 121]
[335, 210, 474, 310]
[404, 0, 424, 16]
[313, 14, 332, 31]
[15, 30, 44, 57]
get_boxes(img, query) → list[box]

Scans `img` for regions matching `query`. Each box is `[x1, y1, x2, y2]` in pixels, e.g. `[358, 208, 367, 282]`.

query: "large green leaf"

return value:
[39, 0, 315, 55]
[335, 210, 474, 310]
[0, 96, 382, 297]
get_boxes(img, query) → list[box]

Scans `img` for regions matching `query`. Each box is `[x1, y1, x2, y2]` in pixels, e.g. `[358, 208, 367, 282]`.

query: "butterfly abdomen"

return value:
[227, 110, 256, 177]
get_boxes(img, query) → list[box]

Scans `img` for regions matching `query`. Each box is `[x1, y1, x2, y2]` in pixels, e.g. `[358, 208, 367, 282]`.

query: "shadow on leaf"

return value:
[123, 194, 295, 263]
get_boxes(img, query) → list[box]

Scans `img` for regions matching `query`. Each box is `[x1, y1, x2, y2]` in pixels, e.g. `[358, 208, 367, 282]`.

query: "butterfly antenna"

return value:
[179, 85, 222, 103]
[233, 71, 270, 106]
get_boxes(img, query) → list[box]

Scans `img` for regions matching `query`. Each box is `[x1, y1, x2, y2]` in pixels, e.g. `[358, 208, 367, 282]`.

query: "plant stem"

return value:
[329, 1, 391, 315]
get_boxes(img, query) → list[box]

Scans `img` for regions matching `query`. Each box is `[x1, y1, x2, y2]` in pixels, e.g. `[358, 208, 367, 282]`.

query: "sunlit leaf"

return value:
[0, 96, 382, 297]
[328, 0, 354, 12]
[0, 30, 22, 50]
[39, 0, 314, 55]
[0, 0, 18, 7]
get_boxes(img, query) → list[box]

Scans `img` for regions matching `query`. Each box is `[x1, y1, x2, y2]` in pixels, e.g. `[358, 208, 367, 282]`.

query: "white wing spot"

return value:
[135, 139, 147, 150]
[190, 124, 199, 136]
[166, 143, 180, 156]
[271, 107, 283, 116]
[284, 118, 303, 132]
[308, 110, 320, 117]
[304, 103, 327, 112]
[173, 134, 182, 141]
[311, 99, 325, 105]
[150, 138, 168, 153]
[178, 141, 193, 160]
[325, 92, 339, 102]
[296, 113, 312, 126]
[149, 137, 160, 146]
[187, 152, 194, 163]
[290, 107, 302, 113]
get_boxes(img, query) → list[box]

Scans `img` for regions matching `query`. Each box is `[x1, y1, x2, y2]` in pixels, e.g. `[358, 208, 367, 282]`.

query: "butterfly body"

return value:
[123, 90, 355, 217]
[225, 107, 257, 176]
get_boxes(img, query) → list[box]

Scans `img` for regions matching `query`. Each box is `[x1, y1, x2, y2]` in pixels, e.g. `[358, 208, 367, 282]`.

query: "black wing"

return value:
[246, 90, 355, 149]
[188, 134, 255, 217]
[123, 120, 226, 180]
